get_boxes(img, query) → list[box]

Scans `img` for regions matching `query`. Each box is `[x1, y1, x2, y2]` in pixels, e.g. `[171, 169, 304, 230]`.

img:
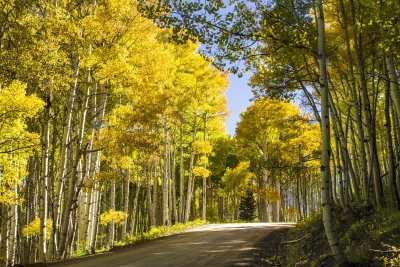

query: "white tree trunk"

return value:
[184, 113, 197, 223]
[8, 186, 18, 267]
[162, 121, 169, 226]
[0, 206, 9, 266]
[316, 0, 348, 265]
[122, 169, 130, 241]
[39, 90, 51, 263]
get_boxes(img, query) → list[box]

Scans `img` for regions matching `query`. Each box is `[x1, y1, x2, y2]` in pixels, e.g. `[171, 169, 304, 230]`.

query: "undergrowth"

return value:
[281, 209, 400, 267]
[125, 219, 207, 245]
[70, 219, 207, 258]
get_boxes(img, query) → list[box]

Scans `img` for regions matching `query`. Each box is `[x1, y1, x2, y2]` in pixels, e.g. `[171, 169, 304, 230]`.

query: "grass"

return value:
[281, 209, 400, 266]
[343, 208, 400, 266]
[125, 219, 207, 245]
[70, 219, 208, 258]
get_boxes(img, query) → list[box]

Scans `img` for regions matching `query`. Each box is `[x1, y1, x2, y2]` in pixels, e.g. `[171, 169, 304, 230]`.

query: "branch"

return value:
[281, 234, 308, 244]
[81, 147, 104, 154]
[369, 248, 400, 254]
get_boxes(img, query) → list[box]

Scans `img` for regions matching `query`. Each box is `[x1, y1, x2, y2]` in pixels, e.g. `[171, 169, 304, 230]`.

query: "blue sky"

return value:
[225, 72, 253, 136]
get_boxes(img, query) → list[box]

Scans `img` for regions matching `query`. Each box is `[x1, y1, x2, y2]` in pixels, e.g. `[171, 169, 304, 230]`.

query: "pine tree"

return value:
[239, 191, 256, 222]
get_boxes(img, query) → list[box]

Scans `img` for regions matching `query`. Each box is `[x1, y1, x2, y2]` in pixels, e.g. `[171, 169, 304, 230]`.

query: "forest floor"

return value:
[27, 223, 294, 267]
[277, 209, 400, 267]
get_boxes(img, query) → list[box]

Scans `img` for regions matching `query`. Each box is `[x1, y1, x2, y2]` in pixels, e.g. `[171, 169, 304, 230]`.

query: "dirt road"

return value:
[43, 223, 294, 267]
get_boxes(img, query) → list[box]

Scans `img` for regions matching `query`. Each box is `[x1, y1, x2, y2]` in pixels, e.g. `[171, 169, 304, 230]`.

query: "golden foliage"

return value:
[192, 140, 213, 155]
[222, 161, 256, 196]
[0, 81, 44, 204]
[193, 166, 211, 178]
[22, 218, 53, 239]
[99, 209, 128, 226]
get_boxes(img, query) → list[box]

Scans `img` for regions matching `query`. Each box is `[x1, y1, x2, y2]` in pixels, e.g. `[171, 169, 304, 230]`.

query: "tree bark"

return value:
[338, 0, 369, 202]
[179, 123, 185, 223]
[109, 180, 116, 247]
[162, 119, 169, 226]
[122, 169, 130, 241]
[258, 169, 269, 222]
[349, 0, 384, 208]
[39, 89, 51, 263]
[383, 55, 400, 210]
[171, 130, 178, 224]
[0, 205, 8, 266]
[202, 114, 207, 221]
[316, 0, 348, 265]
[184, 113, 198, 223]
[58, 69, 91, 259]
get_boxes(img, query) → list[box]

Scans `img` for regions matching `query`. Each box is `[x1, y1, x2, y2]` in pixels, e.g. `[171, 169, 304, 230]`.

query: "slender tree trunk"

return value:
[385, 52, 400, 125]
[147, 170, 155, 228]
[109, 180, 116, 247]
[349, 0, 384, 208]
[392, 107, 400, 198]
[0, 205, 8, 266]
[122, 169, 130, 241]
[383, 55, 400, 210]
[39, 89, 51, 263]
[130, 182, 140, 235]
[202, 114, 207, 221]
[152, 163, 158, 226]
[8, 187, 18, 267]
[296, 175, 302, 221]
[162, 120, 169, 226]
[337, 0, 368, 203]
[54, 57, 79, 255]
[89, 187, 101, 254]
[218, 196, 224, 222]
[179, 123, 185, 223]
[58, 69, 91, 259]
[316, 0, 348, 265]
[271, 184, 280, 222]
[258, 169, 269, 222]
[85, 187, 94, 253]
[171, 131, 178, 224]
[85, 95, 106, 253]
[184, 113, 197, 223]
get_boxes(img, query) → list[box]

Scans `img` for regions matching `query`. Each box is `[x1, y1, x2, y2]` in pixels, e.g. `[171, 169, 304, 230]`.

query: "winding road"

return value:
[44, 223, 294, 267]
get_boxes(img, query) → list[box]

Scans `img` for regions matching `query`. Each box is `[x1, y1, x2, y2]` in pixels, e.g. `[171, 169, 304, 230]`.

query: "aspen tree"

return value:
[316, 0, 348, 264]
[337, 0, 369, 201]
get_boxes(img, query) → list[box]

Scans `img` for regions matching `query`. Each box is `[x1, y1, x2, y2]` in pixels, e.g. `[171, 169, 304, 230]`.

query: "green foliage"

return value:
[137, 0, 265, 73]
[71, 241, 87, 258]
[377, 244, 400, 267]
[95, 246, 111, 254]
[208, 136, 238, 180]
[0, 0, 232, 264]
[283, 209, 400, 266]
[126, 219, 207, 245]
[239, 191, 256, 222]
[142, 227, 164, 240]
[222, 161, 256, 196]
[114, 241, 126, 247]
[283, 213, 332, 267]
[3, 0, 400, 265]
[261, 255, 282, 266]
[344, 209, 400, 265]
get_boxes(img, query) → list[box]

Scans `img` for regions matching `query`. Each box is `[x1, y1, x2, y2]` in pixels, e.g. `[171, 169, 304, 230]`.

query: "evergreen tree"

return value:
[239, 191, 256, 222]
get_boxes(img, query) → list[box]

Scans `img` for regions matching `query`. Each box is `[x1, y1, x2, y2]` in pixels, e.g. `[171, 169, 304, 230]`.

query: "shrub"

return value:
[21, 218, 53, 239]
[99, 209, 128, 226]
[126, 219, 207, 246]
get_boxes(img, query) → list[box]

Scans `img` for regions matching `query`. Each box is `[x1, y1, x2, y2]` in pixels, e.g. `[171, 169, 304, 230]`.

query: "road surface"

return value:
[44, 223, 294, 267]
